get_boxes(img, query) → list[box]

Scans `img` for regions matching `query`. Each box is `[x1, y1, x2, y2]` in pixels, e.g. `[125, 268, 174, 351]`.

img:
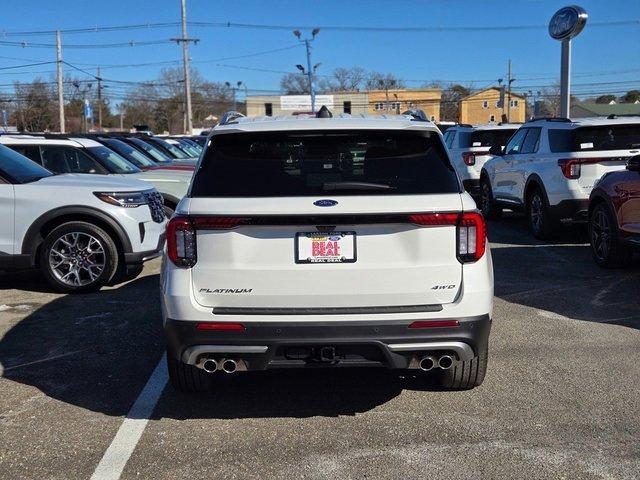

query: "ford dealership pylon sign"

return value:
[549, 5, 588, 41]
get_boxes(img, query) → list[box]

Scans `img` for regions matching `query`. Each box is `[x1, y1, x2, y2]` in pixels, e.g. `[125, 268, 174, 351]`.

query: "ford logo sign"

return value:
[549, 6, 588, 41]
[313, 199, 338, 207]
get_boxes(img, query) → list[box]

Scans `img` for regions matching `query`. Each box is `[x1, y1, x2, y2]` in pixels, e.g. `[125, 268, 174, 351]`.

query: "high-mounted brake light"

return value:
[462, 152, 476, 166]
[166, 215, 248, 268]
[409, 212, 486, 263]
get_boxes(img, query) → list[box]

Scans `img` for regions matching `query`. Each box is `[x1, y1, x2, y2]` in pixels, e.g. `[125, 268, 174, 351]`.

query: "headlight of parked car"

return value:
[94, 191, 149, 208]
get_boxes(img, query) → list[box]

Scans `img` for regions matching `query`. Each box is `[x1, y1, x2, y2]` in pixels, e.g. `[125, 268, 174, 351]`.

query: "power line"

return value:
[189, 19, 639, 33]
[0, 39, 174, 49]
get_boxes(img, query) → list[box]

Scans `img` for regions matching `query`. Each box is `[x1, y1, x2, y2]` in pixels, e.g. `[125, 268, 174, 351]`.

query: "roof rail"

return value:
[219, 111, 245, 126]
[457, 123, 473, 128]
[526, 117, 571, 123]
[401, 109, 429, 122]
[607, 114, 640, 119]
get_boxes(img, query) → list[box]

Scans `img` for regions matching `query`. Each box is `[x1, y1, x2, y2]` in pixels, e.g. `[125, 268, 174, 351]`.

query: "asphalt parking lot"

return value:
[1, 217, 639, 480]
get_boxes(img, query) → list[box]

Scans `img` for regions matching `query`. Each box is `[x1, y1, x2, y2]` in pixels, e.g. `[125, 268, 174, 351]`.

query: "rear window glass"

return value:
[459, 129, 517, 148]
[191, 130, 460, 197]
[549, 125, 640, 152]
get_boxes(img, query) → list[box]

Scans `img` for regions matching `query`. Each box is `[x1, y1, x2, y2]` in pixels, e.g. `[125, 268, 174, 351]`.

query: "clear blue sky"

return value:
[0, 0, 638, 100]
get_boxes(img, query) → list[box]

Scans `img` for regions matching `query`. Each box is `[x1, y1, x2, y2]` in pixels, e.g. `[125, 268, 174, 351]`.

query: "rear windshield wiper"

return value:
[322, 181, 396, 191]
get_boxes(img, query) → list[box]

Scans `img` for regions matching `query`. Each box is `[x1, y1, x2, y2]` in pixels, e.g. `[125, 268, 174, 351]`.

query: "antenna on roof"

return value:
[219, 111, 245, 126]
[401, 109, 429, 122]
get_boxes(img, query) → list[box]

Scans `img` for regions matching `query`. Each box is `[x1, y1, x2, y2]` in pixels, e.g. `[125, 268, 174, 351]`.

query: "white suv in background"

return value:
[0, 145, 166, 292]
[443, 123, 519, 198]
[0, 135, 193, 216]
[480, 117, 640, 239]
[161, 111, 494, 393]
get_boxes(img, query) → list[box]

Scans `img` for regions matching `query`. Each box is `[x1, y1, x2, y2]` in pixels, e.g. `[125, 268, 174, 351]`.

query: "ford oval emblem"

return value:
[313, 199, 338, 207]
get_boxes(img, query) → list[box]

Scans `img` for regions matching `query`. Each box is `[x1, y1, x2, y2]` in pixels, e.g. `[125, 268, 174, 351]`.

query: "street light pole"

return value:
[293, 28, 320, 113]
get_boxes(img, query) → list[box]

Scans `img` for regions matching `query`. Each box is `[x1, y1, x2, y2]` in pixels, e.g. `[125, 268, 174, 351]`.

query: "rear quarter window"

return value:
[191, 129, 460, 197]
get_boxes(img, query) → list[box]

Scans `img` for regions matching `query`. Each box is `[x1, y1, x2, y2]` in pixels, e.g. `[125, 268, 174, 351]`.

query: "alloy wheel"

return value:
[591, 208, 611, 262]
[530, 194, 544, 233]
[48, 232, 106, 287]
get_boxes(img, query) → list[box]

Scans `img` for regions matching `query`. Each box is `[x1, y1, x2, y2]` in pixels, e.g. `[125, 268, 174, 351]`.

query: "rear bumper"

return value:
[165, 314, 491, 370]
[548, 199, 590, 222]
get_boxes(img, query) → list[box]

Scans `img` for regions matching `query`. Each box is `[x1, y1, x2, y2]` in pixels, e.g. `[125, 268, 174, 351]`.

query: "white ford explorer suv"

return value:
[161, 110, 494, 392]
[0, 144, 166, 292]
[443, 124, 519, 198]
[480, 116, 640, 239]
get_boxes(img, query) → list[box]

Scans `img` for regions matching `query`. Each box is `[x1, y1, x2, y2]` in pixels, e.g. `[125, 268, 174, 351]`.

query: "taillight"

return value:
[458, 212, 486, 263]
[462, 152, 476, 166]
[166, 216, 197, 268]
[558, 159, 581, 179]
[558, 158, 604, 179]
[409, 211, 486, 263]
[166, 215, 248, 268]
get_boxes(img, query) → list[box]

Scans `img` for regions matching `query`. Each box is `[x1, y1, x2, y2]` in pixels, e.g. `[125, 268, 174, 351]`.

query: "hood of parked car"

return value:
[35, 173, 155, 192]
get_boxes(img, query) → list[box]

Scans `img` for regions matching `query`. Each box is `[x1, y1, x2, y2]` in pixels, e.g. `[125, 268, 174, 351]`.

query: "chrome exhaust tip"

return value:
[202, 358, 218, 373]
[438, 355, 454, 370]
[221, 359, 238, 374]
[419, 356, 437, 371]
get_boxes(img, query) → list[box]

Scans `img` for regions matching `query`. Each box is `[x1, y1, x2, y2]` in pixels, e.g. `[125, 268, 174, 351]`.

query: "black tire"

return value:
[589, 202, 632, 268]
[40, 221, 119, 293]
[526, 187, 557, 240]
[480, 177, 502, 220]
[436, 344, 488, 390]
[167, 349, 210, 393]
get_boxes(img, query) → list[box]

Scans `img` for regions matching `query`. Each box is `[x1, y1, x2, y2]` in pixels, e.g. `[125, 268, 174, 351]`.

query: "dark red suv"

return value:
[588, 155, 640, 267]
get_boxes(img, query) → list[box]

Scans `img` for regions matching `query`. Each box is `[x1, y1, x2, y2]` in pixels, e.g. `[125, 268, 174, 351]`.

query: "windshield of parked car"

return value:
[87, 146, 141, 174]
[0, 143, 52, 183]
[191, 130, 460, 197]
[459, 129, 518, 148]
[549, 125, 640, 152]
[101, 138, 157, 168]
[127, 137, 173, 163]
[153, 138, 190, 159]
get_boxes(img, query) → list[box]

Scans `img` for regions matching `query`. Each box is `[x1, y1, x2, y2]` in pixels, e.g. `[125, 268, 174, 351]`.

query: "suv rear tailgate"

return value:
[187, 195, 464, 310]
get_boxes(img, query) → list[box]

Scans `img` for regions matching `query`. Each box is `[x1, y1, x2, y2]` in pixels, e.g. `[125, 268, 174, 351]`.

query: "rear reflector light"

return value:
[462, 152, 476, 166]
[410, 211, 486, 263]
[196, 322, 245, 331]
[166, 215, 248, 268]
[409, 320, 460, 329]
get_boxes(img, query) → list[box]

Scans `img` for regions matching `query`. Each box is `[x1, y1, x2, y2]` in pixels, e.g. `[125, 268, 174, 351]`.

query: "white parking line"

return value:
[90, 353, 168, 480]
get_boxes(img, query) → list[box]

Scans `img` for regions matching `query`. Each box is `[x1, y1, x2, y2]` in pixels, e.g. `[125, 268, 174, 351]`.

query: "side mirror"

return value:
[489, 145, 503, 156]
[627, 155, 640, 172]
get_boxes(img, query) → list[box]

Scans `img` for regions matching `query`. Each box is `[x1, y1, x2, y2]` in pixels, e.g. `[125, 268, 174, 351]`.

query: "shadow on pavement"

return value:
[0, 269, 60, 294]
[154, 369, 440, 420]
[0, 274, 444, 419]
[490, 219, 640, 330]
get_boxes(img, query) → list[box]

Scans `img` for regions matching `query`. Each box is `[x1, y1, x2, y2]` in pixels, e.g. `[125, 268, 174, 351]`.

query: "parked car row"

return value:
[0, 131, 205, 292]
[444, 116, 640, 267]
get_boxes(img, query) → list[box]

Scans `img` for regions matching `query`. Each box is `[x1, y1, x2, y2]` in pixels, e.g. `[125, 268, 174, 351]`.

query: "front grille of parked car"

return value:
[145, 191, 166, 223]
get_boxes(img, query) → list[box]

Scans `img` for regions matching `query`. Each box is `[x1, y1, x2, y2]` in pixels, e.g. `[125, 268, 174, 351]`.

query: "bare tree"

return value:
[365, 72, 405, 91]
[280, 73, 309, 95]
[12, 79, 56, 131]
[331, 67, 366, 92]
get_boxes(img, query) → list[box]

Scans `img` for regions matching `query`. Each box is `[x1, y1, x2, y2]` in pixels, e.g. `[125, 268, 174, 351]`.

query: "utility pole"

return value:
[506, 59, 512, 123]
[56, 30, 65, 133]
[172, 0, 198, 134]
[97, 67, 103, 131]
